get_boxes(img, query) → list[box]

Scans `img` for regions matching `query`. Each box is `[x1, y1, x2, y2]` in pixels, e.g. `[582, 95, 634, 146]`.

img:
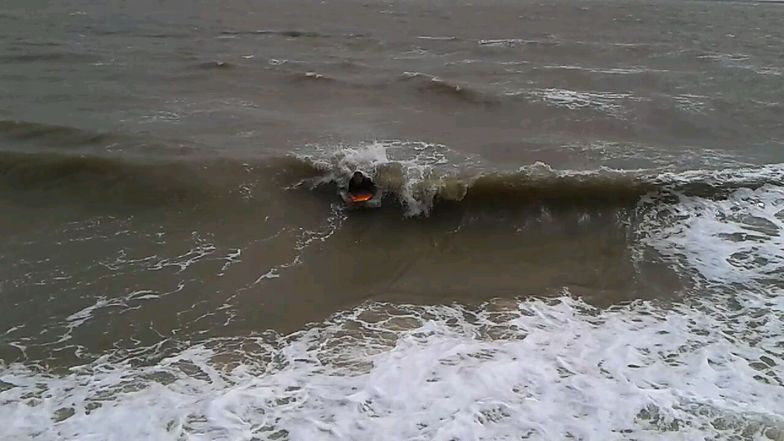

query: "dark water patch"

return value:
[220, 29, 328, 39]
[11, 40, 61, 48]
[0, 52, 101, 63]
[0, 120, 115, 148]
[79, 22, 192, 39]
[219, 29, 375, 42]
[140, 32, 192, 39]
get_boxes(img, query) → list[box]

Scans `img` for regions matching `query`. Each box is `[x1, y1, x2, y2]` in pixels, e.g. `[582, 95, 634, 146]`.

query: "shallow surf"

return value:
[2, 0, 784, 438]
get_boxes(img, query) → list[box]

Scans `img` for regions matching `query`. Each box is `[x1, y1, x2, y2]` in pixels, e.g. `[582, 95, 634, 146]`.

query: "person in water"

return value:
[348, 171, 376, 195]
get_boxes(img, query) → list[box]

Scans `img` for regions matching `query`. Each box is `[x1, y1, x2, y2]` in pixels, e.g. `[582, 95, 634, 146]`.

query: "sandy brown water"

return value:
[1, 1, 783, 439]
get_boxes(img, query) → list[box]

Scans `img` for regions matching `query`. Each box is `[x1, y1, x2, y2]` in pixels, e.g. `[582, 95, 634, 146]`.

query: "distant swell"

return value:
[0, 119, 209, 156]
[400, 72, 495, 104]
[218, 29, 372, 41]
[273, 71, 496, 105]
[0, 120, 115, 148]
[0, 152, 209, 207]
[0, 152, 319, 212]
[0, 52, 101, 63]
[221, 29, 327, 38]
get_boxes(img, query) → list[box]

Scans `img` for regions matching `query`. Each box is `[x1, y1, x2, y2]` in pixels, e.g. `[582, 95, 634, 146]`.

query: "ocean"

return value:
[1, 0, 783, 439]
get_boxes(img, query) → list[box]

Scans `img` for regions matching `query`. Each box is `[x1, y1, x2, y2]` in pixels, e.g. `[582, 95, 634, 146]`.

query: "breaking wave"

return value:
[294, 142, 784, 216]
[399, 72, 496, 105]
[2, 141, 783, 216]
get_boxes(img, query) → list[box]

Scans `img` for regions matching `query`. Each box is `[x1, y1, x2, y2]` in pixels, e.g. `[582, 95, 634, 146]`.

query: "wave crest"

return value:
[2, 141, 783, 217]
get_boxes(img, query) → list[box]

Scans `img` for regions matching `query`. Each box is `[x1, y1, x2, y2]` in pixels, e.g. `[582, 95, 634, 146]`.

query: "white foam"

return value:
[416, 36, 457, 41]
[513, 88, 646, 117]
[540, 64, 670, 75]
[557, 140, 758, 169]
[294, 203, 347, 251]
[477, 38, 550, 47]
[217, 248, 242, 276]
[54, 283, 185, 345]
[297, 141, 469, 216]
[135, 110, 182, 124]
[652, 163, 784, 189]
[149, 243, 217, 273]
[697, 52, 783, 77]
[672, 94, 711, 113]
[253, 268, 280, 283]
[638, 184, 784, 286]
[2, 291, 782, 440]
[250, 203, 346, 285]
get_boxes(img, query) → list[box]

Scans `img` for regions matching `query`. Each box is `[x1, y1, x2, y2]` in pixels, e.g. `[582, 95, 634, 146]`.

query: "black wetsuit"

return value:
[348, 176, 376, 194]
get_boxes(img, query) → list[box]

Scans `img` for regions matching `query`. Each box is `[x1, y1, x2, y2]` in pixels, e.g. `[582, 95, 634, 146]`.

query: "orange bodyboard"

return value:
[349, 192, 374, 203]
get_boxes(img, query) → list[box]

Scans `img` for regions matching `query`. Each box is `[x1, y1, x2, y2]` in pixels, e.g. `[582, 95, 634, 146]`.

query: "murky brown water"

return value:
[1, 1, 783, 439]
